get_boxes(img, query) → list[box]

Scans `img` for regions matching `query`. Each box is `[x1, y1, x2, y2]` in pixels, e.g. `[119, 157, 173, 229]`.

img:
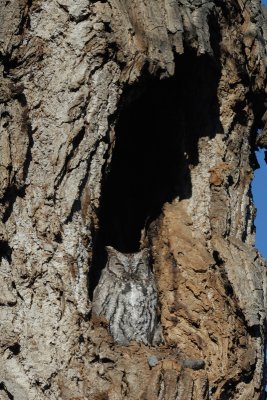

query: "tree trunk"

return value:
[0, 0, 266, 399]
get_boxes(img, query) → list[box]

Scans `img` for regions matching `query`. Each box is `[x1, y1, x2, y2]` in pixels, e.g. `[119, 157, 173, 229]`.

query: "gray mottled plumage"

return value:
[92, 246, 158, 345]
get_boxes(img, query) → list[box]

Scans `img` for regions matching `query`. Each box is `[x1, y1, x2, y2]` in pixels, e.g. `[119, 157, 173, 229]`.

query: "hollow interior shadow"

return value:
[89, 51, 222, 297]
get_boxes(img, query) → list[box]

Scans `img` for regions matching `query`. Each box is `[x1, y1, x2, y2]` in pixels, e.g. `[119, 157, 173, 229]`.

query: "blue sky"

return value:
[250, 1, 267, 259]
[252, 149, 267, 259]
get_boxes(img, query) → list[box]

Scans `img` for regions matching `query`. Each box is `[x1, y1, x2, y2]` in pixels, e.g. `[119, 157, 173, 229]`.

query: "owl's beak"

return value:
[130, 271, 138, 279]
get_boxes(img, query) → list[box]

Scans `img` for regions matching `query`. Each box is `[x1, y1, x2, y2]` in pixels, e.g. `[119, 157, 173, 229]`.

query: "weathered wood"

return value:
[0, 0, 266, 399]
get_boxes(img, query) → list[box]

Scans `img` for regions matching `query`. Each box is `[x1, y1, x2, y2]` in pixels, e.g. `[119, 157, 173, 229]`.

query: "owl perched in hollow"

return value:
[92, 246, 158, 345]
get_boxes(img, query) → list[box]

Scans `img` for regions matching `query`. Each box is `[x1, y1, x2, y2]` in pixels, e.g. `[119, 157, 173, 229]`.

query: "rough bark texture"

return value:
[0, 0, 267, 399]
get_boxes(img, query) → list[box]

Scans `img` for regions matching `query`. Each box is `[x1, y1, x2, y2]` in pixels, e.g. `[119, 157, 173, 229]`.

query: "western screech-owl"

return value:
[92, 246, 158, 345]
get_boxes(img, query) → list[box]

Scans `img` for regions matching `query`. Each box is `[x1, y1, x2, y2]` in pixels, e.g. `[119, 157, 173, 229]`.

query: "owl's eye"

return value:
[138, 262, 145, 268]
[115, 262, 124, 267]
[108, 259, 125, 276]
[110, 256, 124, 266]
[137, 262, 150, 277]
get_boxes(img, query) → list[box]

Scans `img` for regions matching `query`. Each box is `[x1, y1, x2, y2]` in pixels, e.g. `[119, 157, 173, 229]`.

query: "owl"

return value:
[92, 246, 158, 345]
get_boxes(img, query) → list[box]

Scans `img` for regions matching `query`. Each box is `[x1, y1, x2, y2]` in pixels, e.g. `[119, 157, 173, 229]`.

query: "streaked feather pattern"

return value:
[92, 246, 158, 345]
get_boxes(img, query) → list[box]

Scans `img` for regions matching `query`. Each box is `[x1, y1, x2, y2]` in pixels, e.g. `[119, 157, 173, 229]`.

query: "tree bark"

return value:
[0, 0, 266, 399]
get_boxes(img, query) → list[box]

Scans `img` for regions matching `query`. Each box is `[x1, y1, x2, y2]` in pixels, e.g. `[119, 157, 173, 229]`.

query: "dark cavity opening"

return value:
[0, 240, 12, 263]
[89, 51, 221, 297]
[8, 342, 21, 355]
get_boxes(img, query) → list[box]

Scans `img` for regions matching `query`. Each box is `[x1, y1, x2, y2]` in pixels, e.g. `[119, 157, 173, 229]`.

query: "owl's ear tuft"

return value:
[105, 246, 119, 257]
[141, 248, 150, 262]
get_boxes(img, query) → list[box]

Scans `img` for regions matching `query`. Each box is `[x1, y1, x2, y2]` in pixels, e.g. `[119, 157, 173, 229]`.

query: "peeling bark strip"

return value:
[0, 0, 266, 399]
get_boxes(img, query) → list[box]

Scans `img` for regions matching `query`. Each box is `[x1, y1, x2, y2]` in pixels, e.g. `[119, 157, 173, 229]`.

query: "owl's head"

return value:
[105, 246, 151, 280]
